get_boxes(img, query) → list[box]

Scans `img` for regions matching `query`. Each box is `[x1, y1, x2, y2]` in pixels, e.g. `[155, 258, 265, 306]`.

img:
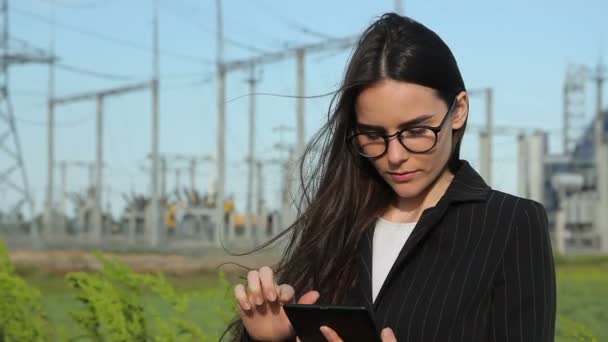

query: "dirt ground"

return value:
[9, 248, 282, 276]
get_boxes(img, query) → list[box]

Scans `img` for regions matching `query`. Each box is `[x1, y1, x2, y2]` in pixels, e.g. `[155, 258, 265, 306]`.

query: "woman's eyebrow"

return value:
[397, 114, 435, 128]
[357, 114, 435, 131]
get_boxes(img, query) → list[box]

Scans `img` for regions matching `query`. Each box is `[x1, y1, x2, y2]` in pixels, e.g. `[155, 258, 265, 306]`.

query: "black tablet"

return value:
[283, 304, 381, 342]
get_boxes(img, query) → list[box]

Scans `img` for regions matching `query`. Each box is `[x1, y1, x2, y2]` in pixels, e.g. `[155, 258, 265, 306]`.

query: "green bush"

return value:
[66, 252, 225, 341]
[0, 241, 49, 341]
[0, 240, 235, 341]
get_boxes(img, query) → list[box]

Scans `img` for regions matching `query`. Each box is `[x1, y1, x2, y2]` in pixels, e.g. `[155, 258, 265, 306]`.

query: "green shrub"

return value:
[0, 240, 236, 341]
[0, 241, 49, 341]
[66, 252, 209, 341]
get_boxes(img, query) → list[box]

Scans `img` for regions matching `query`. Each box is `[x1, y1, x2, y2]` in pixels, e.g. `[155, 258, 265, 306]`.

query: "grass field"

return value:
[17, 259, 608, 341]
[555, 267, 608, 341]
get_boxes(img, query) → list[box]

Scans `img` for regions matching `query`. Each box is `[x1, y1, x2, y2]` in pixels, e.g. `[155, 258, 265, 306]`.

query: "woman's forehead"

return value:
[355, 80, 445, 125]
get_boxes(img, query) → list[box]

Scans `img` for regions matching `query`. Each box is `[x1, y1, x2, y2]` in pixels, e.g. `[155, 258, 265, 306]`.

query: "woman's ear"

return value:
[451, 91, 469, 130]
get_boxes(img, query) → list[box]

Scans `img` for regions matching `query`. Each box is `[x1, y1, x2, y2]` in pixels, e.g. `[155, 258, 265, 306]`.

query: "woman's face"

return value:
[354, 79, 468, 200]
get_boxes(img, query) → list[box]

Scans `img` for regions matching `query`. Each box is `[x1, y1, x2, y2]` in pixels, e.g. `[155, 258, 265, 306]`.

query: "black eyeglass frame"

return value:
[347, 97, 458, 158]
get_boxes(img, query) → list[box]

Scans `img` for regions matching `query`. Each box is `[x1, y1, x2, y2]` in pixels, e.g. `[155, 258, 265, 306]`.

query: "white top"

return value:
[372, 217, 417, 302]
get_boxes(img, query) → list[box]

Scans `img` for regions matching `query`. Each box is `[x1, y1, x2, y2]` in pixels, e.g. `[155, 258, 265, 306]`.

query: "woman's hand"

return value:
[319, 326, 397, 342]
[234, 266, 320, 341]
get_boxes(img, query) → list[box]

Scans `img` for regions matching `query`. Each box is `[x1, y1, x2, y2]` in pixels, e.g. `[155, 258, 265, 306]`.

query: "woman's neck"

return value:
[383, 168, 455, 223]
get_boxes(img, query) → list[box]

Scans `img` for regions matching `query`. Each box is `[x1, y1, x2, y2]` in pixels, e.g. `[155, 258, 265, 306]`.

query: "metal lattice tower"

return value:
[0, 0, 52, 238]
[563, 64, 589, 154]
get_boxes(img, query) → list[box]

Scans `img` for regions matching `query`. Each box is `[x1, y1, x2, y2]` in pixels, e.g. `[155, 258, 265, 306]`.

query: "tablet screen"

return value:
[283, 304, 381, 342]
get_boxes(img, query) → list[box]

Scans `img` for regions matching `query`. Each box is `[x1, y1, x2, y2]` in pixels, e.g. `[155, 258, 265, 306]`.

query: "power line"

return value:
[14, 112, 94, 127]
[157, 0, 269, 55]
[55, 63, 135, 80]
[11, 6, 214, 65]
[12, 89, 47, 97]
[163, 0, 294, 50]
[250, 0, 333, 40]
[161, 79, 214, 92]
[12, 9, 214, 78]
[34, 0, 114, 10]
[159, 71, 214, 80]
[9, 71, 214, 99]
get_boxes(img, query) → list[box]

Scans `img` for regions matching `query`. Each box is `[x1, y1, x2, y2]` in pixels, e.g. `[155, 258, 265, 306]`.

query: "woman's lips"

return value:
[387, 170, 418, 182]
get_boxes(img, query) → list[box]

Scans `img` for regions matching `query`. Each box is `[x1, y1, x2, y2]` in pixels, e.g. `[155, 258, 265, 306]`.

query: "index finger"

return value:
[258, 266, 277, 302]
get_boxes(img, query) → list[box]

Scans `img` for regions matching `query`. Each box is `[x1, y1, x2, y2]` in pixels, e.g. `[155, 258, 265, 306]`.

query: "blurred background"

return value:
[0, 0, 606, 340]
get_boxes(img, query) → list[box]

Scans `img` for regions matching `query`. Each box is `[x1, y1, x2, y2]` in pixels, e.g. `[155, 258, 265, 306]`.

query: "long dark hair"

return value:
[226, 13, 467, 341]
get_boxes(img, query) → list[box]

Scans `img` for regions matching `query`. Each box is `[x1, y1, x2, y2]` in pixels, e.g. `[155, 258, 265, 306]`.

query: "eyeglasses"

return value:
[348, 98, 457, 158]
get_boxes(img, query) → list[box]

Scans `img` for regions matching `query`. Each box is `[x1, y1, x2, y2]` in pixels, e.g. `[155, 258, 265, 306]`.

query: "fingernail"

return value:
[256, 296, 264, 305]
[243, 302, 250, 310]
[382, 328, 394, 338]
[268, 290, 277, 301]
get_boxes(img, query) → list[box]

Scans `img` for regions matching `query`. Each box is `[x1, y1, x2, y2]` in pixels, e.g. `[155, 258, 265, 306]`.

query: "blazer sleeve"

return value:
[489, 200, 556, 341]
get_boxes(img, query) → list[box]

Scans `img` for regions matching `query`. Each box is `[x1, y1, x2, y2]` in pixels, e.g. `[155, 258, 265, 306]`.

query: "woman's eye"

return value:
[364, 132, 383, 140]
[408, 128, 427, 136]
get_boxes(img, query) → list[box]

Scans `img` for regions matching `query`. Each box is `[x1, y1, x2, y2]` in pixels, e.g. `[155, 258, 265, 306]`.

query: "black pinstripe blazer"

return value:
[240, 160, 556, 342]
[345, 160, 556, 341]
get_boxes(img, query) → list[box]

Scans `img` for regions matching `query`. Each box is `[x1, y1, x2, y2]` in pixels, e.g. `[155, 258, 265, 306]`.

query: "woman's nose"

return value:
[386, 136, 409, 165]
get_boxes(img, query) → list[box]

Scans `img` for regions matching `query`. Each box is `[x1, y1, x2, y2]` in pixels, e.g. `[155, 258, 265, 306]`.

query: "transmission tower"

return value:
[0, 0, 53, 240]
[563, 64, 588, 154]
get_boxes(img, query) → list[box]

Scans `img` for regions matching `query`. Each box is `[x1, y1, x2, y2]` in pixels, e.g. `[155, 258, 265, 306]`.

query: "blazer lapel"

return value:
[371, 161, 491, 309]
[354, 225, 375, 312]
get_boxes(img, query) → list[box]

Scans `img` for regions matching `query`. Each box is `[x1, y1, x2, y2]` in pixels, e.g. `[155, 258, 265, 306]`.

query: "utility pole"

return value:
[44, 0, 56, 236]
[58, 160, 66, 235]
[161, 156, 167, 199]
[256, 160, 265, 238]
[394, 0, 403, 15]
[189, 158, 196, 192]
[91, 95, 103, 241]
[59, 161, 66, 215]
[296, 48, 305, 160]
[593, 59, 608, 252]
[149, 0, 161, 247]
[470, 88, 493, 186]
[88, 163, 94, 189]
[485, 88, 493, 187]
[175, 168, 181, 192]
[245, 67, 259, 241]
[215, 0, 226, 246]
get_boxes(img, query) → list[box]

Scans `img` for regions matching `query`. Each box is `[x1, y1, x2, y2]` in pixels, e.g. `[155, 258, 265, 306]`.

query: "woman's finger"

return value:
[297, 290, 320, 305]
[277, 284, 295, 304]
[320, 326, 343, 342]
[381, 328, 397, 342]
[234, 283, 251, 311]
[258, 266, 277, 302]
[247, 270, 264, 306]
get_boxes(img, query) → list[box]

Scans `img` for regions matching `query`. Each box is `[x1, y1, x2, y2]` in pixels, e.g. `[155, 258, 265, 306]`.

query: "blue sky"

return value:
[4, 0, 607, 216]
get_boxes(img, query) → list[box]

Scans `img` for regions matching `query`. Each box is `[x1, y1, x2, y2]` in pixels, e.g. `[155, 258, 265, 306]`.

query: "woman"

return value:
[227, 13, 556, 342]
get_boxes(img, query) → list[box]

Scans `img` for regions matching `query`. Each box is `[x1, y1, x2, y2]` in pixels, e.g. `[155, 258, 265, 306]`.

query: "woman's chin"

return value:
[390, 183, 423, 199]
